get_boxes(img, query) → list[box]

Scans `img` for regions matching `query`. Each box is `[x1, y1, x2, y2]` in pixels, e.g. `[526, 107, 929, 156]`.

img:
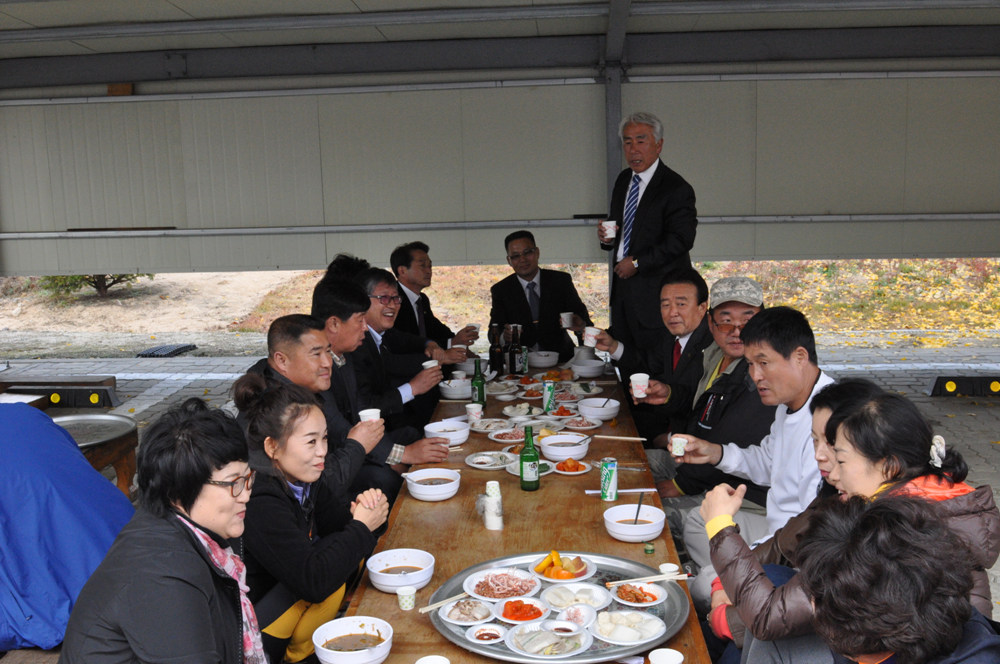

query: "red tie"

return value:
[672, 340, 681, 370]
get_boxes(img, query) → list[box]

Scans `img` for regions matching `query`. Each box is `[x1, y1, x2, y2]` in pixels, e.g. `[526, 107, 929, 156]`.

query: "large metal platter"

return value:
[428, 552, 689, 664]
[53, 413, 137, 448]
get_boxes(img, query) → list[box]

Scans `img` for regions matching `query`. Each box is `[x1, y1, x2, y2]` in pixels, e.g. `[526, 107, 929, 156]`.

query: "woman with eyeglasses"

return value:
[61, 398, 266, 664]
[234, 376, 389, 664]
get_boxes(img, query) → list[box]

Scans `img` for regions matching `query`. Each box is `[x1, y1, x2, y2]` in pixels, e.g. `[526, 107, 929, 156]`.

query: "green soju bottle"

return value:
[519, 425, 540, 491]
[471, 358, 486, 406]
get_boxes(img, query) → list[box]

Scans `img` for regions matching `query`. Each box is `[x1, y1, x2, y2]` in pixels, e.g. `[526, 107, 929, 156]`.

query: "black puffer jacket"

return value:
[61, 509, 244, 664]
[711, 483, 1000, 645]
[243, 468, 377, 606]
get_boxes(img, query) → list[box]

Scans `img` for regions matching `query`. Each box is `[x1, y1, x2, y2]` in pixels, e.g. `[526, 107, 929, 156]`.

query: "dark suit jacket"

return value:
[621, 315, 713, 440]
[395, 290, 454, 348]
[488, 269, 592, 363]
[602, 160, 698, 335]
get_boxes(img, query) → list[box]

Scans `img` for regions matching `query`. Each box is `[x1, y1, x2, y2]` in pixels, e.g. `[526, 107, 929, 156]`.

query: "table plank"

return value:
[347, 386, 710, 664]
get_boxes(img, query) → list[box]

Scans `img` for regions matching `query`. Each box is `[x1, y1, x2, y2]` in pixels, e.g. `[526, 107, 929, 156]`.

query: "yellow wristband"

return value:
[705, 514, 737, 540]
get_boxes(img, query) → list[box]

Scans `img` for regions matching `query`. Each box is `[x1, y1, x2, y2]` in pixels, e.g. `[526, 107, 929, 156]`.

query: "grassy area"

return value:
[230, 258, 1000, 350]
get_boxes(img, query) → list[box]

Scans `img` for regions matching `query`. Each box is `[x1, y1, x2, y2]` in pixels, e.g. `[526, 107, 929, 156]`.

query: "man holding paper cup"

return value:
[598, 111, 698, 352]
[390, 241, 480, 350]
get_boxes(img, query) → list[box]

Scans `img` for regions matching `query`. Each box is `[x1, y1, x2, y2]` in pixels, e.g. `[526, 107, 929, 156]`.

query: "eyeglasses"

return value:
[507, 247, 538, 261]
[711, 316, 754, 335]
[206, 469, 255, 497]
[370, 294, 403, 305]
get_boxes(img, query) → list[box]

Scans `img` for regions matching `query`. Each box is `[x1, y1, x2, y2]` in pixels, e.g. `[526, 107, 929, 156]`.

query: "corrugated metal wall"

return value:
[0, 74, 998, 275]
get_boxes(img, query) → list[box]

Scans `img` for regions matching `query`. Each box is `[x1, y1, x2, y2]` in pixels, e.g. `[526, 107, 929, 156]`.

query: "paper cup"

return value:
[630, 372, 650, 398]
[659, 562, 680, 575]
[671, 435, 688, 457]
[583, 326, 600, 347]
[485, 480, 501, 498]
[396, 585, 416, 611]
[559, 312, 574, 328]
[466, 403, 483, 421]
[466, 324, 481, 332]
[359, 408, 381, 422]
[649, 648, 684, 664]
[415, 658, 450, 664]
[422, 359, 439, 369]
[601, 220, 617, 240]
[452, 371, 467, 380]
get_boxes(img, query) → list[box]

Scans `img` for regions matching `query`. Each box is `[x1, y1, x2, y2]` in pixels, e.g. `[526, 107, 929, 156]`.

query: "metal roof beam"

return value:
[1, 26, 999, 90]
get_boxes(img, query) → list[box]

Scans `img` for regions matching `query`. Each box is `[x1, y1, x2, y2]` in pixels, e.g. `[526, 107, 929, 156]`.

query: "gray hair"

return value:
[619, 112, 663, 142]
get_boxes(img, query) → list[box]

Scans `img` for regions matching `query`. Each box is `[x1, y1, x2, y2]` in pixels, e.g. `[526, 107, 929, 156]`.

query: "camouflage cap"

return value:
[710, 276, 764, 309]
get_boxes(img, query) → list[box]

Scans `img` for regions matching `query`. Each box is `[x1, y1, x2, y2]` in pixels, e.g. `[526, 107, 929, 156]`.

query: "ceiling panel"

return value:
[0, 0, 192, 27]
[163, 0, 361, 20]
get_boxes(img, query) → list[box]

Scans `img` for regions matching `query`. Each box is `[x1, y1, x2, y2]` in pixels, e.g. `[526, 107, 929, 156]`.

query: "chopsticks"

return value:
[605, 573, 690, 587]
[417, 591, 469, 614]
[593, 435, 647, 442]
[584, 488, 655, 495]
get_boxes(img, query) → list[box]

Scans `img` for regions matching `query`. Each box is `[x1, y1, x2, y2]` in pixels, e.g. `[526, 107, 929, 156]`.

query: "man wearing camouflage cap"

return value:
[639, 277, 775, 503]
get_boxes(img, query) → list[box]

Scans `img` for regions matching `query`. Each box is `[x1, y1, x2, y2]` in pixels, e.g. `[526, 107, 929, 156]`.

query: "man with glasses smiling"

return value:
[489, 230, 592, 363]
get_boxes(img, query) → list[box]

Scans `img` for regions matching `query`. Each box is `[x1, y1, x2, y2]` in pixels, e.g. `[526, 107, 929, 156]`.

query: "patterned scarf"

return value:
[177, 516, 268, 664]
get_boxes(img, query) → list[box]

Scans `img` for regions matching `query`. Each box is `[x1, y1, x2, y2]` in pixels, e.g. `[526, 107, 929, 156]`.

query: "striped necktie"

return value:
[620, 172, 642, 255]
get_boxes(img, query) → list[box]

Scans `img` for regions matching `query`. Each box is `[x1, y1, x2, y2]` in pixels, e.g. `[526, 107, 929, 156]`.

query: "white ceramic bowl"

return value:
[405, 468, 461, 502]
[527, 350, 559, 368]
[424, 420, 471, 445]
[366, 548, 435, 593]
[313, 616, 393, 664]
[538, 433, 591, 462]
[456, 358, 490, 375]
[577, 398, 621, 421]
[603, 505, 666, 542]
[439, 379, 472, 399]
[571, 359, 605, 378]
[556, 604, 598, 628]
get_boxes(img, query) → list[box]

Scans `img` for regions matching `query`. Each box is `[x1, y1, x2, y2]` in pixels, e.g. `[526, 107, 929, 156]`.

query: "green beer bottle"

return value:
[519, 425, 540, 491]
[471, 358, 486, 406]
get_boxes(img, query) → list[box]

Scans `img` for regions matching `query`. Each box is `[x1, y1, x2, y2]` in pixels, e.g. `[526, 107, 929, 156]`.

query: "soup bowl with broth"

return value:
[313, 616, 393, 664]
[366, 548, 435, 593]
[603, 504, 666, 542]
[404, 468, 461, 502]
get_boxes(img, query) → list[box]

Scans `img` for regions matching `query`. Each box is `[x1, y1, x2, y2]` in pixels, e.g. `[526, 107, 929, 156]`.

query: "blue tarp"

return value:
[0, 403, 134, 650]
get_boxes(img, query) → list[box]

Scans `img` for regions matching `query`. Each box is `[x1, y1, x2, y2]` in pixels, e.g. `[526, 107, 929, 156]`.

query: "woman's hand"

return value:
[351, 489, 389, 531]
[699, 483, 747, 523]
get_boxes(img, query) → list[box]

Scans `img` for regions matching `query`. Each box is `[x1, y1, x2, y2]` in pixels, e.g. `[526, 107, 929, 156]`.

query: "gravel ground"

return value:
[0, 330, 267, 359]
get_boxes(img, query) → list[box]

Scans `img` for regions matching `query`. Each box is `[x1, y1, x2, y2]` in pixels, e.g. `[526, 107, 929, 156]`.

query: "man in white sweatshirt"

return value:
[671, 306, 834, 609]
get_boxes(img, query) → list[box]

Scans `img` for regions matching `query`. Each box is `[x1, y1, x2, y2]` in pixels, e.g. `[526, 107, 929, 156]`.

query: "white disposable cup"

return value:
[601, 220, 617, 240]
[659, 562, 680, 575]
[359, 408, 380, 422]
[485, 480, 501, 498]
[671, 435, 688, 457]
[649, 648, 684, 664]
[396, 585, 416, 611]
[466, 324, 481, 332]
[560, 312, 574, 328]
[415, 657, 450, 664]
[422, 359, 439, 369]
[466, 403, 483, 421]
[452, 371, 467, 380]
[630, 372, 650, 398]
[583, 327, 600, 347]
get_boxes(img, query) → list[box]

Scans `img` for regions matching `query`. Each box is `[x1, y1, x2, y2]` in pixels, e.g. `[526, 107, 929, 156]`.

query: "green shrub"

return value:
[40, 274, 153, 298]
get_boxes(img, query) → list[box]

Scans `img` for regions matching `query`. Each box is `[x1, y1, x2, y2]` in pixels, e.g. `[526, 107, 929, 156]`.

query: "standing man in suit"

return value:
[599, 111, 698, 351]
[390, 241, 479, 349]
[489, 230, 593, 363]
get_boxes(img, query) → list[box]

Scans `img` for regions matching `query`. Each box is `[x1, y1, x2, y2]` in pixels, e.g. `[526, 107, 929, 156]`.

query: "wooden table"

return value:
[347, 383, 711, 664]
